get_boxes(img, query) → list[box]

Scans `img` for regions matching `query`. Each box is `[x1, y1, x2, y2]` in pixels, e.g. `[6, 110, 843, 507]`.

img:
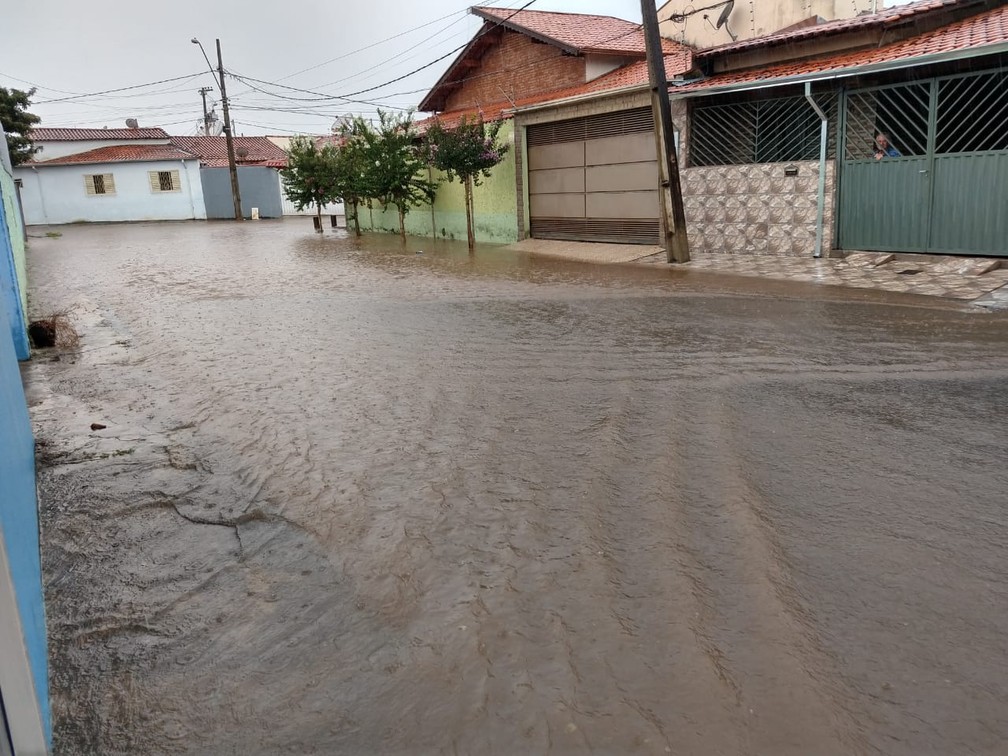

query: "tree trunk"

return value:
[464, 175, 475, 252]
[316, 203, 323, 234]
[398, 207, 405, 240]
[350, 200, 361, 236]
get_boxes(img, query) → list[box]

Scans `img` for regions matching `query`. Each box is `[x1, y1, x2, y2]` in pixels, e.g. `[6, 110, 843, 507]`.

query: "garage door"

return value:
[527, 107, 660, 244]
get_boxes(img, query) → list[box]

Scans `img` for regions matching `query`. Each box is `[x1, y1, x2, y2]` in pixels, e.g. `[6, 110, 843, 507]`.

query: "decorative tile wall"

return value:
[681, 161, 836, 257]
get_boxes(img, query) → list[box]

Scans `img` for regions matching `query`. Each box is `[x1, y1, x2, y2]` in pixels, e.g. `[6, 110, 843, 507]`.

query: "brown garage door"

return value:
[527, 107, 659, 244]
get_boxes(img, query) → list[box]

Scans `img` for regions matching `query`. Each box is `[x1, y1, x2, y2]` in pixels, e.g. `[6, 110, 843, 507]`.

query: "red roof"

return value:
[29, 144, 196, 166]
[678, 2, 1008, 92]
[472, 5, 681, 55]
[418, 50, 692, 129]
[30, 127, 169, 141]
[168, 136, 288, 168]
[696, 0, 987, 58]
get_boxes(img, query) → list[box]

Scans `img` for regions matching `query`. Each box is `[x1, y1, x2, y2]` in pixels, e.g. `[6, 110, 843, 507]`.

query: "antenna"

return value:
[715, 1, 738, 41]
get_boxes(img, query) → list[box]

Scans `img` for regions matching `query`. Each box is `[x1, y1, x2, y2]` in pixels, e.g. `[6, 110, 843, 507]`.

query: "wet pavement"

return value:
[22, 220, 1008, 755]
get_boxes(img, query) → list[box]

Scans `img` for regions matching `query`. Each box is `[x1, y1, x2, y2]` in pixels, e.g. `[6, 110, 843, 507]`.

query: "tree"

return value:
[1, 87, 41, 166]
[331, 117, 372, 237]
[425, 116, 509, 251]
[362, 110, 436, 240]
[281, 136, 341, 232]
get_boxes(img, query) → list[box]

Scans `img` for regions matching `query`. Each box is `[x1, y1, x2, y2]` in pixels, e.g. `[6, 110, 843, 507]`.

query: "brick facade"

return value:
[443, 30, 586, 113]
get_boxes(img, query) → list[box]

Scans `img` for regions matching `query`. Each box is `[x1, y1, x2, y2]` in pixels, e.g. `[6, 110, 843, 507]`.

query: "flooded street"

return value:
[22, 220, 1008, 755]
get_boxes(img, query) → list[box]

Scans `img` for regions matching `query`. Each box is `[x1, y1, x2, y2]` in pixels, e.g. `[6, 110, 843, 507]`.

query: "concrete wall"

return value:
[1, 131, 29, 360]
[15, 160, 205, 225]
[279, 173, 344, 217]
[201, 166, 283, 219]
[0, 301, 51, 752]
[659, 0, 878, 48]
[32, 138, 170, 162]
[366, 121, 519, 244]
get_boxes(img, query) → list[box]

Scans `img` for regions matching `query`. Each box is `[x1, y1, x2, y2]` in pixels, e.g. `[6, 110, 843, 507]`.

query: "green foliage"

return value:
[362, 110, 437, 233]
[280, 136, 341, 220]
[424, 117, 509, 187]
[1, 87, 42, 166]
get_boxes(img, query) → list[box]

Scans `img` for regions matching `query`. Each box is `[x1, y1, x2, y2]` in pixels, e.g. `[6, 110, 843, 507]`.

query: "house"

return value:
[16, 127, 206, 225]
[410, 0, 1007, 258]
[367, 6, 692, 244]
[168, 136, 288, 219]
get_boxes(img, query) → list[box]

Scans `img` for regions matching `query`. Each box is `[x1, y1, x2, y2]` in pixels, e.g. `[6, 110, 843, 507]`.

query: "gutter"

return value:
[804, 82, 828, 259]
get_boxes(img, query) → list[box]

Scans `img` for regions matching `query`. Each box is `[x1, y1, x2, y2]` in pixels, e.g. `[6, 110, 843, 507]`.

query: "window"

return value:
[84, 173, 116, 196]
[149, 169, 181, 193]
[689, 92, 837, 167]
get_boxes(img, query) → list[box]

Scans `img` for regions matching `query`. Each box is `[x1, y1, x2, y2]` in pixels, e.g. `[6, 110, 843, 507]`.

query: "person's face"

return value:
[876, 135, 889, 149]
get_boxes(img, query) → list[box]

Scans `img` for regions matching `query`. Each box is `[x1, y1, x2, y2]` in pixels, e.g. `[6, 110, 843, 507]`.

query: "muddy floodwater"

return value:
[22, 221, 1008, 755]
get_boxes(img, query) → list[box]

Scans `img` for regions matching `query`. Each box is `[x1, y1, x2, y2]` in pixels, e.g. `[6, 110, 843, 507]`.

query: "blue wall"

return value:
[201, 166, 283, 219]
[0, 301, 51, 743]
[1, 151, 29, 360]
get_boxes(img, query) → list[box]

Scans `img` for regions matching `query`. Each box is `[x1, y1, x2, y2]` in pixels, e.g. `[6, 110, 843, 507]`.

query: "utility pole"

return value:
[198, 86, 213, 136]
[216, 38, 243, 221]
[641, 0, 690, 263]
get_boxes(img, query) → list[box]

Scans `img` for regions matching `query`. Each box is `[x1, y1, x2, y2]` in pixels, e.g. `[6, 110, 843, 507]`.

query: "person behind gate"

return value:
[874, 133, 902, 159]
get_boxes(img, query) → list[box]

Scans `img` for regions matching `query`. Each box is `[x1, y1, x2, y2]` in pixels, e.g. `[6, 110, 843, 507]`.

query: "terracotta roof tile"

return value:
[473, 5, 682, 55]
[695, 0, 982, 57]
[678, 3, 1008, 92]
[29, 144, 196, 166]
[30, 127, 169, 141]
[168, 136, 288, 168]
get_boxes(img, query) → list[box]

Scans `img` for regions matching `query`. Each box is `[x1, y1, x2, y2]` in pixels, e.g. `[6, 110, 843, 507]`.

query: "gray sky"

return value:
[2, 0, 916, 137]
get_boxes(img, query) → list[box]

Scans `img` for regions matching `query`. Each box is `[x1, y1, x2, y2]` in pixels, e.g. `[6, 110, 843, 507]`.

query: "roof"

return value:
[696, 0, 992, 58]
[471, 6, 681, 56]
[30, 127, 170, 141]
[677, 2, 1008, 92]
[27, 144, 196, 166]
[418, 50, 693, 129]
[168, 136, 288, 168]
[419, 6, 690, 112]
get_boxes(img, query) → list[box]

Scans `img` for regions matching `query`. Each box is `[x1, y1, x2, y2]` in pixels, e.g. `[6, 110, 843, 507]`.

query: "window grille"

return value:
[689, 93, 837, 167]
[843, 81, 929, 160]
[84, 173, 115, 196]
[148, 169, 181, 193]
[936, 69, 1008, 154]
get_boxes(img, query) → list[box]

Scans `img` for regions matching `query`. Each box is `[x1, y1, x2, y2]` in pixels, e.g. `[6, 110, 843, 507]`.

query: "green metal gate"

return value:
[838, 68, 1008, 256]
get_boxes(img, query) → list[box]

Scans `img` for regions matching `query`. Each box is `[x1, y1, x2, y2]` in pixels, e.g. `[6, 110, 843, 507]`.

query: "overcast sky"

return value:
[1, 0, 915, 137]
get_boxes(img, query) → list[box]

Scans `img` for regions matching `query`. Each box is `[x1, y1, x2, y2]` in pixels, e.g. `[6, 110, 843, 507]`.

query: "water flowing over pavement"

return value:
[22, 221, 1008, 755]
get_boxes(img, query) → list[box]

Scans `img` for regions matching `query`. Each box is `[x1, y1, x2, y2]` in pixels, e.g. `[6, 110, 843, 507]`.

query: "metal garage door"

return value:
[527, 107, 660, 244]
[838, 67, 1008, 257]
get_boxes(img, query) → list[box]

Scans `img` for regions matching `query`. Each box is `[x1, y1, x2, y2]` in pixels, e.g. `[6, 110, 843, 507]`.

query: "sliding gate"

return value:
[838, 68, 1008, 256]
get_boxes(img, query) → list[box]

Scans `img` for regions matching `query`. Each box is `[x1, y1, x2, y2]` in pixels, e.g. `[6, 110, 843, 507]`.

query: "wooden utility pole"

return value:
[198, 86, 213, 136]
[641, 0, 689, 263]
[216, 39, 243, 221]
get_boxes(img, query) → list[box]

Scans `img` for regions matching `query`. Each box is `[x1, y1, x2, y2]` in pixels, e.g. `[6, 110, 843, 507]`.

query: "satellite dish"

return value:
[125, 118, 139, 129]
[715, 0, 735, 29]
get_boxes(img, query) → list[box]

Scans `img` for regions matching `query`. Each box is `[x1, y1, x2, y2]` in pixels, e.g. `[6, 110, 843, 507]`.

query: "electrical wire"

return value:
[32, 73, 207, 104]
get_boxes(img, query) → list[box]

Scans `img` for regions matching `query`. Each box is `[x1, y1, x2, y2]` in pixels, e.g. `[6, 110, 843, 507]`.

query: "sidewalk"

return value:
[509, 239, 1008, 305]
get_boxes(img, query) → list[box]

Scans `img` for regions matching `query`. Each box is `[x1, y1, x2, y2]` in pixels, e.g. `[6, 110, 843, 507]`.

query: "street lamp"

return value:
[191, 37, 242, 221]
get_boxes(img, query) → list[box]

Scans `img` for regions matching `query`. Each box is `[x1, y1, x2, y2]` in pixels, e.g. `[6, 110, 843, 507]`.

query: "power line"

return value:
[32, 73, 206, 104]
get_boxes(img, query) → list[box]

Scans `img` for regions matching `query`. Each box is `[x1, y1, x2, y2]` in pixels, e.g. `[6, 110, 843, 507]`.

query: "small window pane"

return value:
[93, 175, 106, 194]
[158, 171, 174, 191]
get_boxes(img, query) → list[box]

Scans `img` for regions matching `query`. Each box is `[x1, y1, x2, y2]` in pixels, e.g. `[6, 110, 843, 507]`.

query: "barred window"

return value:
[149, 170, 181, 193]
[84, 173, 115, 196]
[843, 82, 929, 160]
[936, 69, 1008, 154]
[690, 93, 837, 167]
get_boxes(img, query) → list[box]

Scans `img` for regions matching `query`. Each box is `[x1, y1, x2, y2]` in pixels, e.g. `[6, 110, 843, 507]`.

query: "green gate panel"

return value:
[929, 152, 1008, 256]
[838, 157, 930, 252]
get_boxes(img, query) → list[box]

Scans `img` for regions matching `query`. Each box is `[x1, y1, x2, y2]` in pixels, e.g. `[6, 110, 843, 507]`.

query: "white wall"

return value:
[32, 138, 170, 162]
[278, 172, 344, 217]
[15, 160, 206, 225]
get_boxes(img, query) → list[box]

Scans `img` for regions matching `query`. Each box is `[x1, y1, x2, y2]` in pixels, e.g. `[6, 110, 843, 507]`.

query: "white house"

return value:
[16, 128, 206, 225]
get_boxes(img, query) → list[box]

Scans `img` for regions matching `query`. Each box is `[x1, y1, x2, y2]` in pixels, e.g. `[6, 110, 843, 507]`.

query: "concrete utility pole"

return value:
[216, 39, 243, 221]
[198, 86, 213, 136]
[641, 0, 690, 263]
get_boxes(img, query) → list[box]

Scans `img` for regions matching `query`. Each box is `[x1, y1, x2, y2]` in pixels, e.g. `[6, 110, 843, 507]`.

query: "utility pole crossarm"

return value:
[640, 0, 690, 263]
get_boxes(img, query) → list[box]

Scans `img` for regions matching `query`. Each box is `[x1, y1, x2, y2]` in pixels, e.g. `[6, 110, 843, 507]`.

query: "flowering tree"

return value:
[280, 136, 341, 232]
[331, 117, 371, 237]
[362, 110, 437, 240]
[425, 116, 509, 251]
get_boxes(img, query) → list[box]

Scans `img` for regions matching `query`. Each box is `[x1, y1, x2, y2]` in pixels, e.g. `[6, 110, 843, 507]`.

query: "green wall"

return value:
[364, 121, 519, 244]
[0, 169, 27, 318]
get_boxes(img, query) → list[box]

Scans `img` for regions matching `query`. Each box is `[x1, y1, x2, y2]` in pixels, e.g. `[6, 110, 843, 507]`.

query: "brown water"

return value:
[22, 221, 1008, 755]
